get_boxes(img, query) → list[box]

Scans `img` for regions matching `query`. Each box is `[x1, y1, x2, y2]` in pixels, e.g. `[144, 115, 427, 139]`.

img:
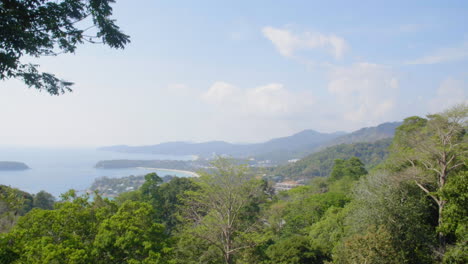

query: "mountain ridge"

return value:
[99, 122, 401, 162]
[99, 129, 342, 161]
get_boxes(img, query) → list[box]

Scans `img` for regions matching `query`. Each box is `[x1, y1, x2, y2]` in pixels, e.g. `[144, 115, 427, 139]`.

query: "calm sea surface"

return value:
[0, 147, 194, 196]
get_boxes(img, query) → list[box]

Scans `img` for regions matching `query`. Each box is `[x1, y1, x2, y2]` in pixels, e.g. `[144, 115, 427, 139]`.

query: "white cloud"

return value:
[202, 82, 315, 117]
[202, 82, 240, 105]
[327, 63, 399, 124]
[262, 26, 348, 59]
[406, 42, 468, 65]
[428, 78, 467, 112]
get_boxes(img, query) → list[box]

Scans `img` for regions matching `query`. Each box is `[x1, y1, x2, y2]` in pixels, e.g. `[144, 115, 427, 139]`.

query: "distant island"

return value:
[0, 161, 30, 171]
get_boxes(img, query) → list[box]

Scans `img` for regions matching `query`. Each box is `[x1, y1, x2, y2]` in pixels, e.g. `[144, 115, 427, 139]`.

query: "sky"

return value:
[1, 0, 467, 147]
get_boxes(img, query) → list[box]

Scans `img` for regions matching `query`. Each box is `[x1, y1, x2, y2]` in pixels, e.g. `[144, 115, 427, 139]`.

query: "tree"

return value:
[335, 225, 404, 264]
[33, 190, 55, 210]
[93, 201, 170, 264]
[0, 185, 34, 233]
[345, 171, 436, 263]
[0, 191, 117, 263]
[150, 177, 199, 233]
[140, 172, 163, 201]
[266, 235, 324, 264]
[440, 171, 468, 263]
[180, 158, 267, 264]
[389, 103, 467, 255]
[329, 157, 367, 182]
[308, 206, 348, 260]
[0, 0, 130, 95]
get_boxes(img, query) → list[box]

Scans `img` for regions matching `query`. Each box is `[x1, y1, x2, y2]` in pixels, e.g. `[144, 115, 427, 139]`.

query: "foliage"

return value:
[140, 172, 163, 202]
[179, 158, 268, 264]
[150, 177, 199, 233]
[0, 0, 130, 94]
[0, 190, 173, 264]
[0, 192, 114, 263]
[0, 185, 33, 233]
[441, 171, 468, 263]
[265, 235, 325, 264]
[308, 206, 348, 258]
[279, 191, 350, 237]
[0, 106, 466, 263]
[259, 158, 365, 264]
[388, 103, 467, 255]
[344, 171, 436, 263]
[334, 225, 404, 264]
[33, 190, 55, 210]
[329, 157, 367, 182]
[93, 201, 171, 264]
[275, 138, 391, 179]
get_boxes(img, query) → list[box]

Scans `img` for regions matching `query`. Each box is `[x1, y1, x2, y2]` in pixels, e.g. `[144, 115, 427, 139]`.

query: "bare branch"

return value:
[415, 181, 439, 205]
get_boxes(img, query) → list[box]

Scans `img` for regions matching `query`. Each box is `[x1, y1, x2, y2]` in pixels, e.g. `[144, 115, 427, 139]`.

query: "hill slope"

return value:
[325, 122, 401, 147]
[273, 138, 393, 179]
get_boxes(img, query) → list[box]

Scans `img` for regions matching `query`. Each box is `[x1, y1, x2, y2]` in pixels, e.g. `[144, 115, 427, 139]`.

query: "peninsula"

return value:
[0, 161, 30, 171]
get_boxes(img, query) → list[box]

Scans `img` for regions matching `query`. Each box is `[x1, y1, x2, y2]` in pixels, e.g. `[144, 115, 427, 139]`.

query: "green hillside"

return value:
[274, 138, 392, 179]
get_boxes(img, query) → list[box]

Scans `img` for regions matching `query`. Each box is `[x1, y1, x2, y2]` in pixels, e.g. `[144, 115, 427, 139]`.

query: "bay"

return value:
[0, 147, 194, 196]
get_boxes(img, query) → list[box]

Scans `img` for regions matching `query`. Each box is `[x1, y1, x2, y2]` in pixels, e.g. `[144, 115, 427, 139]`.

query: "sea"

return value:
[0, 147, 195, 197]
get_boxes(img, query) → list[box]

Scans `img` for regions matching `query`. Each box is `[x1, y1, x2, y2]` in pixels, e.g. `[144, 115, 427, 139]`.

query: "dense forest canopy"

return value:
[0, 104, 466, 263]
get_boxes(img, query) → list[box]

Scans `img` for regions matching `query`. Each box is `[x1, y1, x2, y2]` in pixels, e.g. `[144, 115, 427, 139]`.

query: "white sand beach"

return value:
[137, 167, 200, 177]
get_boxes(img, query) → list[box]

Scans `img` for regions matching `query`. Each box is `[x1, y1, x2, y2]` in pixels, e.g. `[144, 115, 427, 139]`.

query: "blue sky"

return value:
[1, 0, 467, 146]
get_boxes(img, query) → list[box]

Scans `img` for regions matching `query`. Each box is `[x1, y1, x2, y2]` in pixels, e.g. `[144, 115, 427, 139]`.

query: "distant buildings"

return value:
[274, 180, 304, 192]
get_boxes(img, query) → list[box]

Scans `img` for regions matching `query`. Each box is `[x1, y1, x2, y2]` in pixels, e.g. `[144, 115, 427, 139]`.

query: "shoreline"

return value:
[136, 167, 200, 177]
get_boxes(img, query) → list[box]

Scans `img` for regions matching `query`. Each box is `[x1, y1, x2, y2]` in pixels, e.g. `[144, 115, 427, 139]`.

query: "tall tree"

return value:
[389, 103, 467, 255]
[0, 0, 130, 94]
[180, 158, 266, 264]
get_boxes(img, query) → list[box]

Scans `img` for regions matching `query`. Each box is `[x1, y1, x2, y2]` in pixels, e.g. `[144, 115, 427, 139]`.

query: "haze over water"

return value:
[0, 147, 194, 196]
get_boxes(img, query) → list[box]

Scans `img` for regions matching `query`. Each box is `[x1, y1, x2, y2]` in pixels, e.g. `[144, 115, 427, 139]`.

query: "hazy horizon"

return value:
[0, 120, 401, 148]
[1, 1, 467, 147]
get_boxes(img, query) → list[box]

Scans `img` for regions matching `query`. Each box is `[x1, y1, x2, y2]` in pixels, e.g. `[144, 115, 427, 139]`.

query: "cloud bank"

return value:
[202, 82, 315, 117]
[262, 26, 348, 59]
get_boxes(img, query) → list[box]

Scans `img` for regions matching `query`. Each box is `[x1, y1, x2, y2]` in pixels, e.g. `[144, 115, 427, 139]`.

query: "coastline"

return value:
[136, 167, 200, 177]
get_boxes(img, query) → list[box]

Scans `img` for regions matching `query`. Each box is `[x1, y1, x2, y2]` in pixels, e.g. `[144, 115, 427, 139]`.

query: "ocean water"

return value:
[0, 147, 194, 196]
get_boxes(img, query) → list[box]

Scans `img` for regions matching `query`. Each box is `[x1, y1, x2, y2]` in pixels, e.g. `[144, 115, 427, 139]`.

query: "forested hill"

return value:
[324, 121, 401, 147]
[274, 138, 392, 179]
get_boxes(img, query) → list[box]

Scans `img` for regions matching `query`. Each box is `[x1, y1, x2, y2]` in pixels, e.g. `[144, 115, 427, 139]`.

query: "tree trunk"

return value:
[437, 200, 447, 255]
[437, 164, 448, 256]
[224, 252, 233, 264]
